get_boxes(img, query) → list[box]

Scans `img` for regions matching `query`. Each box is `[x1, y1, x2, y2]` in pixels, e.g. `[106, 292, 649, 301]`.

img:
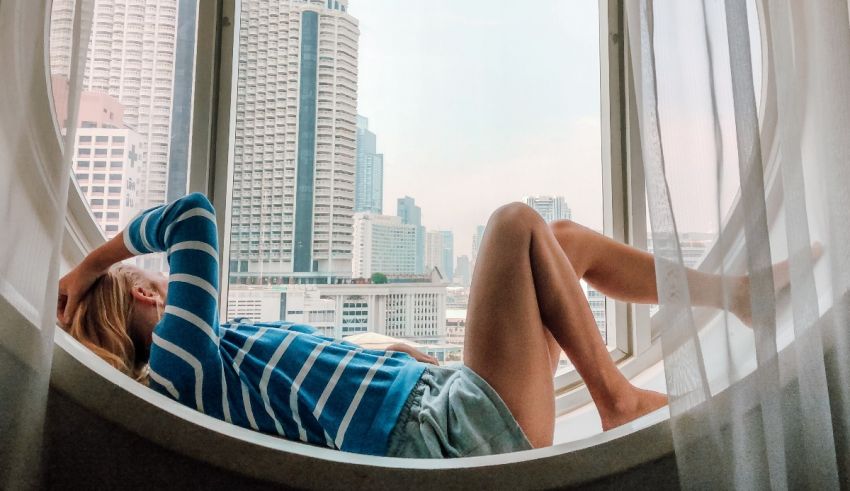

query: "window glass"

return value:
[225, 0, 606, 372]
[49, 0, 199, 275]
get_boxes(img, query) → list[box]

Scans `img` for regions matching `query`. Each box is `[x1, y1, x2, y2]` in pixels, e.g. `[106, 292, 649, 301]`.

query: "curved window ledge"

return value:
[51, 328, 674, 489]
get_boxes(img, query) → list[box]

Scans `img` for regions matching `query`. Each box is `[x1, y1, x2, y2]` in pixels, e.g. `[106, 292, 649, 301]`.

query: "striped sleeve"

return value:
[124, 193, 229, 420]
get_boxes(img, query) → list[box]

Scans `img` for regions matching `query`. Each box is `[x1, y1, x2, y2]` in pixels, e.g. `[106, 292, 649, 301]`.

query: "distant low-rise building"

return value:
[229, 277, 448, 342]
[445, 308, 467, 346]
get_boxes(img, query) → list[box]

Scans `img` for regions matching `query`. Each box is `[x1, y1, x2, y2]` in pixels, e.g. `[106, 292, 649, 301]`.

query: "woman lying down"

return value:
[63, 191, 785, 458]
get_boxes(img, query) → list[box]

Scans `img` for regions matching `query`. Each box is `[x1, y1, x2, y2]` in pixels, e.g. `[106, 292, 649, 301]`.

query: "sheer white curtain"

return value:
[627, 0, 850, 488]
[0, 0, 93, 488]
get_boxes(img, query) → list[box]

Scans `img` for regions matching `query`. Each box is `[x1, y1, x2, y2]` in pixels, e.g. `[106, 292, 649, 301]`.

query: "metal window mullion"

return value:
[197, 0, 240, 321]
[599, 0, 633, 356]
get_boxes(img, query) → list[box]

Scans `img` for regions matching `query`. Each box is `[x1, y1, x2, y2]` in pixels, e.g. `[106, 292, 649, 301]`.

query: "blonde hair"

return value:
[63, 264, 154, 384]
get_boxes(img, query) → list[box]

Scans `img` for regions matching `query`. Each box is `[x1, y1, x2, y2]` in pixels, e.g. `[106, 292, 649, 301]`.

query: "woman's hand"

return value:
[57, 262, 107, 327]
[386, 342, 440, 365]
[57, 232, 135, 326]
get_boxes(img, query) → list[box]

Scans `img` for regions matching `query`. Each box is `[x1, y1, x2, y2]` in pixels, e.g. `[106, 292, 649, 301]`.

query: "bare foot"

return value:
[729, 241, 824, 327]
[599, 387, 668, 431]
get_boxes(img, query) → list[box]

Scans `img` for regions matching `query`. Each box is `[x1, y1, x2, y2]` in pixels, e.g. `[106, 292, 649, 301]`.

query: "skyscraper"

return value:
[397, 196, 426, 274]
[425, 230, 443, 276]
[471, 224, 486, 265]
[354, 115, 384, 214]
[523, 195, 572, 223]
[229, 0, 359, 283]
[440, 230, 454, 282]
[352, 213, 416, 278]
[55, 83, 142, 239]
[425, 230, 454, 280]
[50, 0, 183, 210]
[455, 255, 471, 287]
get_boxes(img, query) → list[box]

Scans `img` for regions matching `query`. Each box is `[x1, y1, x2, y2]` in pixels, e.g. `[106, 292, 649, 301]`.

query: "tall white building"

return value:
[352, 213, 417, 279]
[229, 0, 359, 285]
[523, 195, 572, 223]
[50, 0, 182, 210]
[69, 90, 142, 238]
[425, 231, 443, 276]
[425, 230, 454, 281]
[51, 78, 144, 238]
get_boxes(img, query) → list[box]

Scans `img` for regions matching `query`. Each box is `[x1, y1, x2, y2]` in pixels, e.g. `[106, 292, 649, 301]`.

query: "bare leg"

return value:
[464, 203, 666, 447]
[547, 220, 817, 325]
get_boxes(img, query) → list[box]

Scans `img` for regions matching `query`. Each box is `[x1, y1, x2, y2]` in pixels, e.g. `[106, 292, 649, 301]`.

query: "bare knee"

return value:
[549, 219, 584, 246]
[486, 202, 546, 239]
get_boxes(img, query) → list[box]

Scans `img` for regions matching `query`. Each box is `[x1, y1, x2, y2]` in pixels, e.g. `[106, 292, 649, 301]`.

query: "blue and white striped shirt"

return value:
[124, 193, 425, 456]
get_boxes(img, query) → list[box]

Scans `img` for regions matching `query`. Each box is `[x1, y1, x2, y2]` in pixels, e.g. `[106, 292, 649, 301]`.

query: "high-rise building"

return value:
[50, 0, 184, 210]
[440, 231, 454, 282]
[352, 213, 417, 278]
[523, 195, 572, 223]
[229, 0, 359, 284]
[56, 82, 143, 239]
[397, 196, 426, 274]
[471, 224, 486, 265]
[425, 230, 443, 275]
[425, 230, 454, 280]
[354, 115, 383, 214]
[455, 255, 471, 287]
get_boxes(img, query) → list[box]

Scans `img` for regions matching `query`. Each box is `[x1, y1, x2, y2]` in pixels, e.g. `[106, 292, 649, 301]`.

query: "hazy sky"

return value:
[347, 1, 604, 258]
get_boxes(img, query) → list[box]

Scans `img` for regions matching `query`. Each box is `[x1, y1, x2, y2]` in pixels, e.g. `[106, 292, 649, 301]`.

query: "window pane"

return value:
[49, 0, 198, 274]
[225, 1, 606, 370]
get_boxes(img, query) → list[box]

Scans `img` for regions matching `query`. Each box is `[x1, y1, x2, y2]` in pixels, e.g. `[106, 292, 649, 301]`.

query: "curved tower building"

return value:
[230, 0, 359, 284]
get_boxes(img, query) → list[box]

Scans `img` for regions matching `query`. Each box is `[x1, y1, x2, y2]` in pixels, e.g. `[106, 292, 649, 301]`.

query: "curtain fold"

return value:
[627, 0, 850, 488]
[0, 0, 93, 488]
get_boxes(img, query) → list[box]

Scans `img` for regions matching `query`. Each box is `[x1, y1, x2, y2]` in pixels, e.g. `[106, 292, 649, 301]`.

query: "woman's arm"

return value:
[385, 342, 439, 365]
[122, 192, 220, 334]
[124, 193, 229, 415]
[58, 232, 134, 325]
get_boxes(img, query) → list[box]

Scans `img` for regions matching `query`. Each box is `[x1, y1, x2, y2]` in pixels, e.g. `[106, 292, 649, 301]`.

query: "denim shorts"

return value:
[385, 364, 533, 458]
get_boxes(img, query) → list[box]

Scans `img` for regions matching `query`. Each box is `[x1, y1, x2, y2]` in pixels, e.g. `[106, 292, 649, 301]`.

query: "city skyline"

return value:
[350, 0, 604, 258]
[51, 0, 183, 211]
[49, 0, 625, 354]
